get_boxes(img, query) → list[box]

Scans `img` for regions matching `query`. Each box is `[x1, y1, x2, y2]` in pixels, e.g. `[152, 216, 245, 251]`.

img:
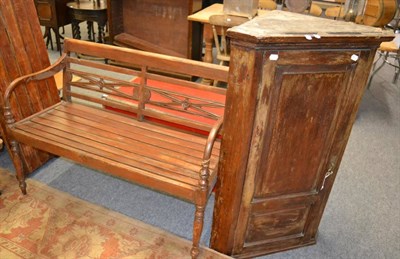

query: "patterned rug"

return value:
[0, 169, 230, 259]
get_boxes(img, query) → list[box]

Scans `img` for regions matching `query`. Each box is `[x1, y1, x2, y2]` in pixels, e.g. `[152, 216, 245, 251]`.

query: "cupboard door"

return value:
[233, 50, 361, 255]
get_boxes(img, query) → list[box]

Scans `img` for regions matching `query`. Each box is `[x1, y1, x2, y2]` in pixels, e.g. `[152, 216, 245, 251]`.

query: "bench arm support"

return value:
[4, 54, 67, 126]
[199, 116, 224, 192]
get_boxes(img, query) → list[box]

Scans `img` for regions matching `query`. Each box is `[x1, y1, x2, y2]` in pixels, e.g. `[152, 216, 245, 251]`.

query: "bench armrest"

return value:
[199, 116, 224, 190]
[4, 54, 67, 124]
[204, 116, 224, 161]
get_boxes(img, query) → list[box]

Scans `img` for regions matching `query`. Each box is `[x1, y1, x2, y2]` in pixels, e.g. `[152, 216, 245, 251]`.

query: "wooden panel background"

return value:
[108, 0, 202, 59]
[0, 0, 60, 173]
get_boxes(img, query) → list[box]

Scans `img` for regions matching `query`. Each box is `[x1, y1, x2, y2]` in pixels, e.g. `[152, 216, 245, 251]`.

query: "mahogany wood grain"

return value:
[0, 0, 60, 174]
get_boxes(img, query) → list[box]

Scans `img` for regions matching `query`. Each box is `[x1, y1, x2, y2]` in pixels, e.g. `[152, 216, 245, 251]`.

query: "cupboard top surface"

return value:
[228, 10, 393, 42]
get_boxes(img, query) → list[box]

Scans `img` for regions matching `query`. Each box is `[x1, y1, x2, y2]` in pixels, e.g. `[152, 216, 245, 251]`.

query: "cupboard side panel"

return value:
[210, 46, 261, 254]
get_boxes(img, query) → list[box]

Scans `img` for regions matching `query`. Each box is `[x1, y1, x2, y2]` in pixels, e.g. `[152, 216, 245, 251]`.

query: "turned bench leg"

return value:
[191, 158, 212, 258]
[191, 204, 206, 258]
[11, 140, 26, 195]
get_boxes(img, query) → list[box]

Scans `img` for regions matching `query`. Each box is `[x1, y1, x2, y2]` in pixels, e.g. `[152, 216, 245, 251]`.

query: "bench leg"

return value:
[11, 140, 26, 195]
[191, 203, 205, 258]
[191, 159, 213, 258]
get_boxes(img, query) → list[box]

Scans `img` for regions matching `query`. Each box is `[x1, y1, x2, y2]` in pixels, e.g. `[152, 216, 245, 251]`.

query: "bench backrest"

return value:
[62, 39, 228, 133]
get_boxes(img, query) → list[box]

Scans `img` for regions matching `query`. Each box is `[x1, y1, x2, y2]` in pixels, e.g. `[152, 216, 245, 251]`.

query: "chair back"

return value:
[258, 0, 277, 10]
[208, 15, 249, 64]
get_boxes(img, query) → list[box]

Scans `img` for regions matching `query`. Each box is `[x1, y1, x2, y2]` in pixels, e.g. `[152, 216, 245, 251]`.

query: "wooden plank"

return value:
[68, 57, 141, 78]
[16, 123, 200, 186]
[32, 115, 206, 167]
[68, 91, 221, 134]
[53, 105, 221, 160]
[57, 103, 214, 149]
[50, 106, 220, 161]
[15, 105, 220, 191]
[12, 1, 46, 111]
[64, 39, 229, 83]
[11, 128, 198, 202]
[54, 106, 208, 154]
[67, 57, 228, 94]
[0, 3, 34, 118]
[0, 0, 60, 173]
[30, 115, 206, 171]
[148, 73, 227, 95]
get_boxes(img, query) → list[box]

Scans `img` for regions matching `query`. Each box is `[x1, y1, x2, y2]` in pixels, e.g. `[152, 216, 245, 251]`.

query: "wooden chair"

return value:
[209, 14, 248, 86]
[209, 14, 248, 65]
[367, 35, 400, 88]
[309, 4, 323, 17]
[325, 6, 345, 19]
[258, 0, 277, 10]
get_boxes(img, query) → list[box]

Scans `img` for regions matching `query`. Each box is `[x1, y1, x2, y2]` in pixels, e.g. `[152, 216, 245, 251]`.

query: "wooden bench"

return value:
[4, 39, 228, 258]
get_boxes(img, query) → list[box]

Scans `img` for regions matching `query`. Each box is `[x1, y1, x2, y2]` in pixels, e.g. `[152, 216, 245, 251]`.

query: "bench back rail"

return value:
[63, 39, 227, 133]
[5, 39, 228, 133]
[64, 57, 226, 132]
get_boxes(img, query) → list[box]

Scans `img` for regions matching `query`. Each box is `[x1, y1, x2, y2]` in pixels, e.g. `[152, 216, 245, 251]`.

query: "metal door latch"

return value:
[320, 165, 334, 191]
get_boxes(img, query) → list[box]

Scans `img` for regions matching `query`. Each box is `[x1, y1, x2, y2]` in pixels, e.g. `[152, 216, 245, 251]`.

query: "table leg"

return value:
[44, 27, 54, 50]
[202, 24, 214, 85]
[87, 21, 94, 41]
[72, 20, 81, 40]
[97, 23, 106, 43]
[54, 27, 62, 55]
[203, 24, 214, 64]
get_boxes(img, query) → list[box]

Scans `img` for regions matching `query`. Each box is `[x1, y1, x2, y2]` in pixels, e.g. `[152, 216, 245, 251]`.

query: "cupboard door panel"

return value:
[255, 60, 357, 197]
[237, 51, 360, 252]
[245, 195, 315, 244]
[246, 206, 310, 243]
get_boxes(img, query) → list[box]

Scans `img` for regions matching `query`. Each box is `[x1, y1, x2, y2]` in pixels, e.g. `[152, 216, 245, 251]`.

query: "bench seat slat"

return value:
[11, 102, 220, 201]
[57, 103, 215, 147]
[21, 122, 202, 182]
[55, 103, 221, 158]
[12, 128, 201, 201]
[32, 114, 208, 167]
[17, 124, 200, 186]
[47, 108, 216, 159]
